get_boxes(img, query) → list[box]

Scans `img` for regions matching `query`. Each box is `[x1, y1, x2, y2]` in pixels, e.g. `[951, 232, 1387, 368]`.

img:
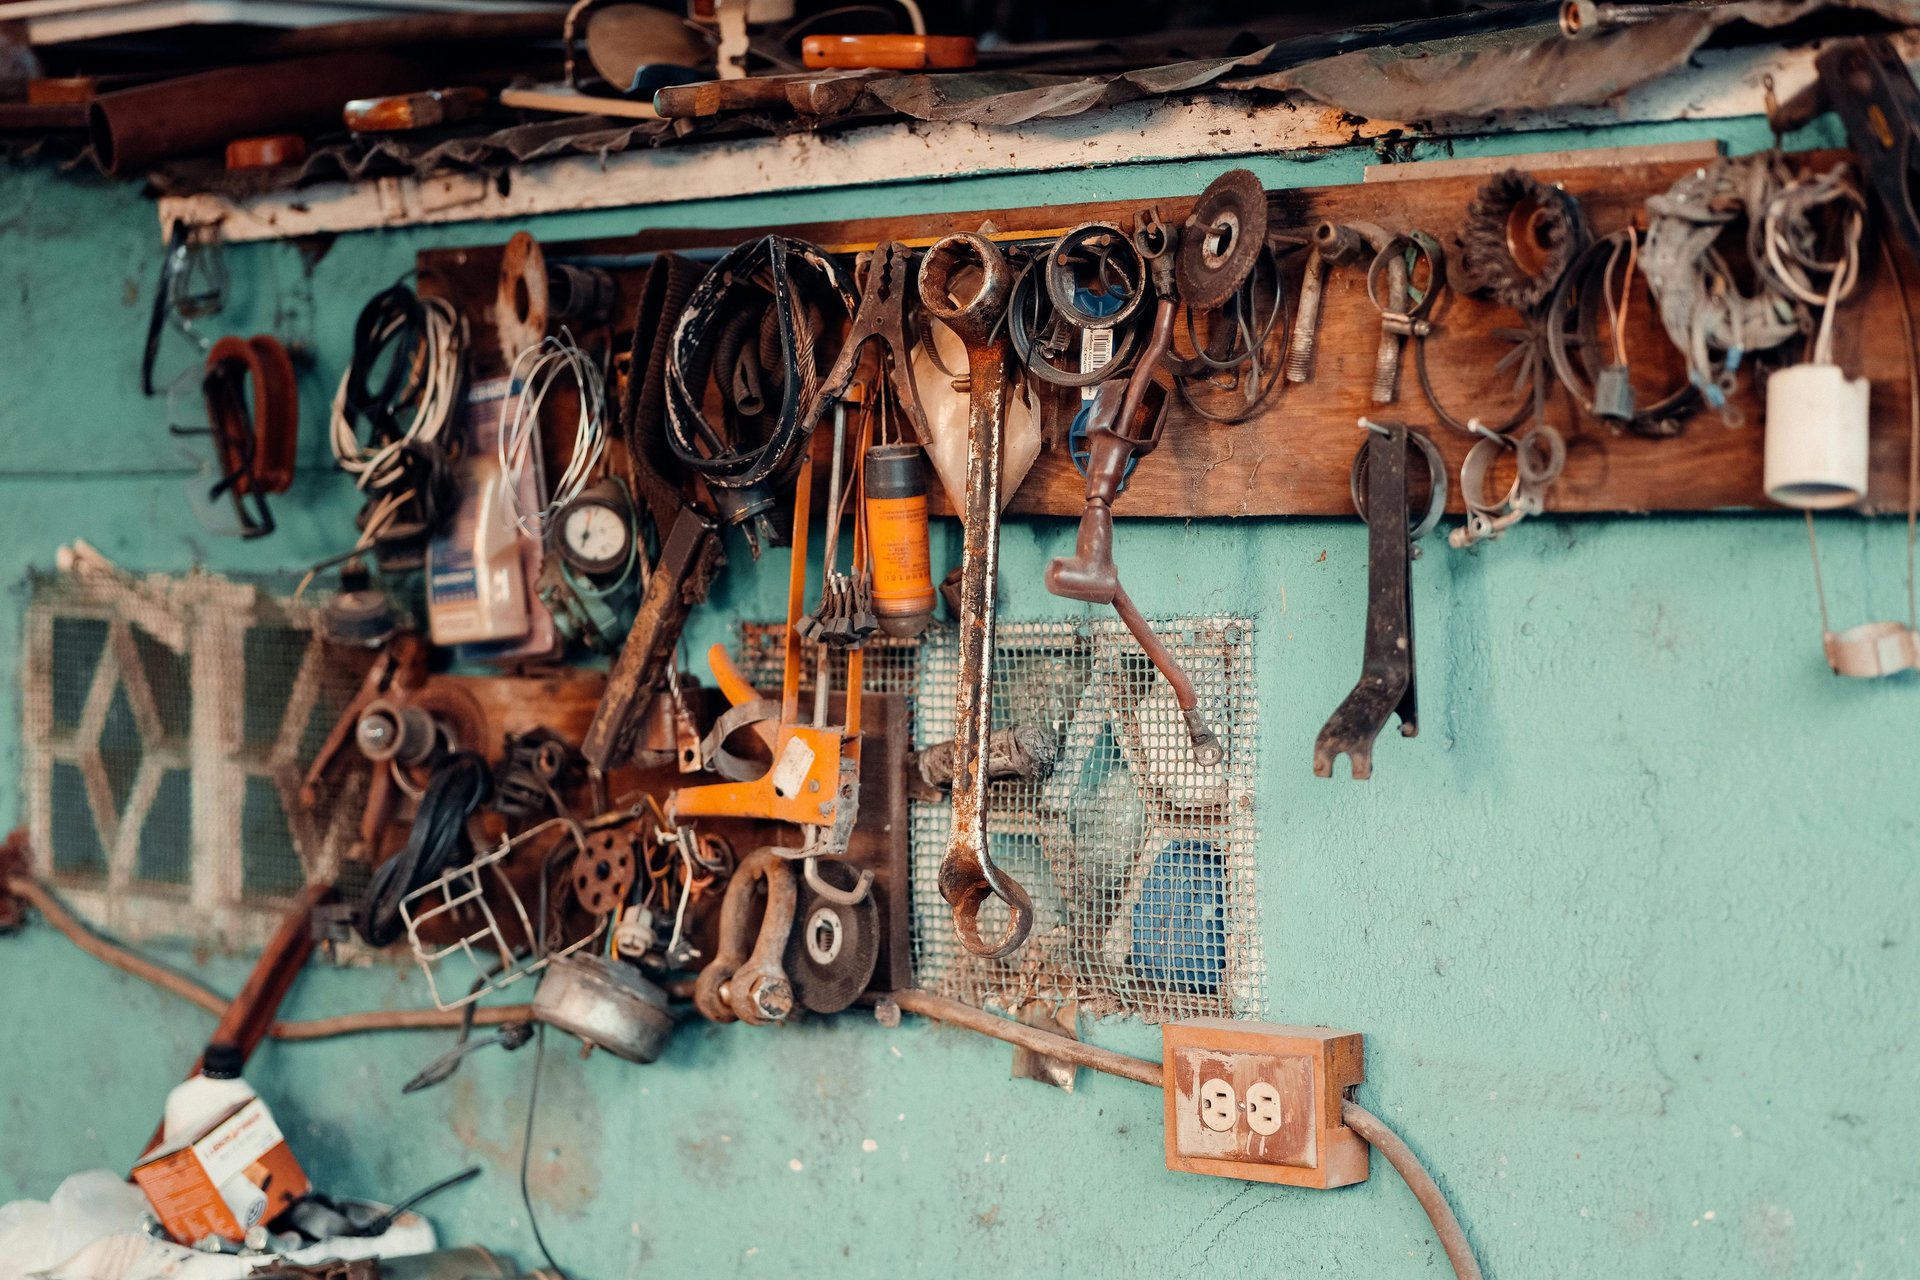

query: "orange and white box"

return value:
[132, 1097, 309, 1245]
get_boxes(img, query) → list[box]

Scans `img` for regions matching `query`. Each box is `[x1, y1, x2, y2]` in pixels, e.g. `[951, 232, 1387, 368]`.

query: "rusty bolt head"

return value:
[747, 974, 794, 1022]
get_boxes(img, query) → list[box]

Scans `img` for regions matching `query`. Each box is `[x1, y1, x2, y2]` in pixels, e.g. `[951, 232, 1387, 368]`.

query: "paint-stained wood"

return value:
[418, 148, 1915, 518]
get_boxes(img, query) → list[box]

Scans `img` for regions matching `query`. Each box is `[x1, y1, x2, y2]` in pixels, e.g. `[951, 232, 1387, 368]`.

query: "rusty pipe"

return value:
[89, 52, 437, 177]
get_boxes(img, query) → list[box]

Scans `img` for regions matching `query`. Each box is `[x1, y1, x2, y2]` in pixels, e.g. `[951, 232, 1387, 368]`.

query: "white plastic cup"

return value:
[1765, 363, 1871, 509]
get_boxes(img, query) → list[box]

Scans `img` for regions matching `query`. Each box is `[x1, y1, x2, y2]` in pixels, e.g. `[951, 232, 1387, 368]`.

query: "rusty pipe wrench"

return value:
[1045, 208, 1224, 766]
[1313, 419, 1446, 780]
[918, 231, 1034, 959]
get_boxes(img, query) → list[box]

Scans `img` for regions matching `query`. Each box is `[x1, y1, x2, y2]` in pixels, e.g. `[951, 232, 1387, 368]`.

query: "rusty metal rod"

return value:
[886, 988, 1162, 1086]
[4, 872, 532, 1040]
[89, 52, 437, 177]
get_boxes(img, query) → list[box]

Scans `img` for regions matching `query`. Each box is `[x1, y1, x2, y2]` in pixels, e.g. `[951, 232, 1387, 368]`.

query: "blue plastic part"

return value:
[1129, 839, 1227, 995]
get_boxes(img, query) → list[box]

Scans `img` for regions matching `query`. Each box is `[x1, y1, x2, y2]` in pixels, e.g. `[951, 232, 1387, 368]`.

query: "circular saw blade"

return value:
[1177, 168, 1269, 310]
[784, 863, 880, 1014]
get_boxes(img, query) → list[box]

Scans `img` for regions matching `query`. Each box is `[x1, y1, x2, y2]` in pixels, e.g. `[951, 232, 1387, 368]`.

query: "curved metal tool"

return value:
[1045, 206, 1224, 767]
[694, 848, 798, 1025]
[1314, 420, 1444, 781]
[920, 231, 1034, 959]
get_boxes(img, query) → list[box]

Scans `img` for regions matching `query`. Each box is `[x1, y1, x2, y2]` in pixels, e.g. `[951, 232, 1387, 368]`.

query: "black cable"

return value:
[1006, 256, 1141, 389]
[359, 1164, 482, 1236]
[518, 836, 579, 1280]
[1172, 242, 1292, 426]
[355, 752, 492, 948]
[664, 236, 855, 490]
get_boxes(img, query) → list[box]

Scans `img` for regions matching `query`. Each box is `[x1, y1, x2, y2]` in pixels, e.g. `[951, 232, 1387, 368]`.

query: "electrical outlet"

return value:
[1162, 1020, 1367, 1188]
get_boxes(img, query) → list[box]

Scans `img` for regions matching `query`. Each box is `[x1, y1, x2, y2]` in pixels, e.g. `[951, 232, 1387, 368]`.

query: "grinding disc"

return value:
[572, 827, 637, 916]
[1177, 169, 1269, 310]
[783, 862, 880, 1014]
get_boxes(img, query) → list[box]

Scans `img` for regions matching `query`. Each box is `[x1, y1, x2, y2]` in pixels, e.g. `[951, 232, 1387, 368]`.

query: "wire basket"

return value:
[399, 818, 603, 1011]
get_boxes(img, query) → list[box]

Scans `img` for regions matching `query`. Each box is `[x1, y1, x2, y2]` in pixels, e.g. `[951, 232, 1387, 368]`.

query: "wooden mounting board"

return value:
[417, 147, 1916, 519]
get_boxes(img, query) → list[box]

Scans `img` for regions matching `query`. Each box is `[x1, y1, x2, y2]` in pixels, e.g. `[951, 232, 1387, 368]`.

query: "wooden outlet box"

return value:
[1163, 1020, 1368, 1188]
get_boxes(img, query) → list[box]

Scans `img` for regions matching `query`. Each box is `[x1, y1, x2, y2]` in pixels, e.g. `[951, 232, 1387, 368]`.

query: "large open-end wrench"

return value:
[919, 231, 1033, 960]
[1313, 420, 1445, 780]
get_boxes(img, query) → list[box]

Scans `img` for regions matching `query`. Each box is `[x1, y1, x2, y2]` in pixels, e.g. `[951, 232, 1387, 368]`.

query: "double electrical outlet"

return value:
[1198, 1075, 1287, 1136]
[1162, 1020, 1369, 1189]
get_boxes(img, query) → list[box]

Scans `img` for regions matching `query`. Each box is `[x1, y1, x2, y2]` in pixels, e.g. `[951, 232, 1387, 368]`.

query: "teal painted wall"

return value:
[3, 112, 1917, 1279]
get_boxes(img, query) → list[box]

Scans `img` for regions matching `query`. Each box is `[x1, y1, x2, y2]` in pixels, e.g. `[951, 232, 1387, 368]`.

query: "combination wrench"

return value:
[918, 231, 1035, 959]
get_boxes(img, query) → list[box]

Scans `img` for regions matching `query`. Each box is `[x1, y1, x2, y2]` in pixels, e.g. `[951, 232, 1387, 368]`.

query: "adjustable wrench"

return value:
[919, 231, 1034, 959]
[1313, 420, 1445, 780]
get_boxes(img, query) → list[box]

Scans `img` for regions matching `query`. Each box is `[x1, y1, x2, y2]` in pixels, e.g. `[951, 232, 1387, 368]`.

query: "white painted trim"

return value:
[156, 35, 1916, 245]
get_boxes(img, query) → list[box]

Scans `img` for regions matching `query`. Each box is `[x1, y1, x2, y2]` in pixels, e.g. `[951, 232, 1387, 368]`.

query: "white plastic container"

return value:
[161, 1042, 256, 1147]
[1765, 362, 1871, 509]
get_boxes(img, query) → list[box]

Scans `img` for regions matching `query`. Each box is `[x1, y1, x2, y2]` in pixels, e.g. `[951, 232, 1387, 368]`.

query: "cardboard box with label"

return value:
[132, 1097, 309, 1245]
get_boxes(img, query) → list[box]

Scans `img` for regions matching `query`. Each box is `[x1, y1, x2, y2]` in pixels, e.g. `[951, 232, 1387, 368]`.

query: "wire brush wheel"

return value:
[1452, 170, 1589, 315]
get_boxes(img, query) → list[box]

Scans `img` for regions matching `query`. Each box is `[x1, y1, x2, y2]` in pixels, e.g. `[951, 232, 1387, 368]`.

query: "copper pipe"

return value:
[5, 872, 530, 1041]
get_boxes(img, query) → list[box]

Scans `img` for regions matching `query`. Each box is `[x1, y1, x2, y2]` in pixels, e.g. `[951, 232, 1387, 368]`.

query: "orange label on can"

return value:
[865, 494, 933, 604]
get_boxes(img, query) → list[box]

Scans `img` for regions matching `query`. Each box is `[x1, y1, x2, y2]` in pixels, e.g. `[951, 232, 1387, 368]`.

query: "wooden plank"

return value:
[416, 148, 1917, 518]
[500, 84, 661, 121]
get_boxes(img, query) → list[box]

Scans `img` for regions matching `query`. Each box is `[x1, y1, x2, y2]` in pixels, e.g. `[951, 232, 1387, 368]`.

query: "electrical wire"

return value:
[879, 989, 1483, 1280]
[356, 752, 493, 948]
[500, 327, 609, 538]
[1641, 155, 1808, 415]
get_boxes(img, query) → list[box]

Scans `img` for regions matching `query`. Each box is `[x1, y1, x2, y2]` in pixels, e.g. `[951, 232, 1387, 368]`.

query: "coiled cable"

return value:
[665, 235, 855, 490]
[1641, 156, 1804, 414]
[356, 751, 492, 948]
[499, 328, 608, 538]
[325, 284, 466, 568]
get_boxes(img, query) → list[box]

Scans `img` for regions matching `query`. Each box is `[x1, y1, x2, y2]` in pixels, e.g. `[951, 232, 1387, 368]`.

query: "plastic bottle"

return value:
[161, 1042, 256, 1146]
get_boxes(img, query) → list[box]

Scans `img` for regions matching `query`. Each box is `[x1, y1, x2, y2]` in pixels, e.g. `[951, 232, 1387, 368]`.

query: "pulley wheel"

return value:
[783, 862, 880, 1014]
[1176, 169, 1269, 310]
[572, 828, 637, 916]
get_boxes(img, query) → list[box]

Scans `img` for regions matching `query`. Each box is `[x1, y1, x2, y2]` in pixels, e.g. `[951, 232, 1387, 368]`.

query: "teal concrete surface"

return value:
[2, 111, 1916, 1278]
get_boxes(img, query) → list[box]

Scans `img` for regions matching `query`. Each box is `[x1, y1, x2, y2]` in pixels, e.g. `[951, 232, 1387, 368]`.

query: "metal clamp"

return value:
[1448, 422, 1567, 549]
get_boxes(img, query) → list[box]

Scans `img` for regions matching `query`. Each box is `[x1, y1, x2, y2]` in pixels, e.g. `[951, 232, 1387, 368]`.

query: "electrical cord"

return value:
[1641, 155, 1805, 416]
[499, 327, 609, 538]
[1544, 229, 1698, 437]
[355, 752, 493, 948]
[324, 283, 466, 570]
[2, 868, 535, 1039]
[878, 990, 1484, 1280]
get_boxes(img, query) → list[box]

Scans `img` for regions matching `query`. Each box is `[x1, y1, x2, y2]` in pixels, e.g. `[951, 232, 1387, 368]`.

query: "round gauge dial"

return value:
[558, 499, 631, 576]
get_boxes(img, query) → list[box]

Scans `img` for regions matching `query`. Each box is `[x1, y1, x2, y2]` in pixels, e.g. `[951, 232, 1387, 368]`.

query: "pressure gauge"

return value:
[556, 481, 634, 577]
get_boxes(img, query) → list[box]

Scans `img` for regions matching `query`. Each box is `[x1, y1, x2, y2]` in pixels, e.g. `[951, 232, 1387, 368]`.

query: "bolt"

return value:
[747, 975, 793, 1022]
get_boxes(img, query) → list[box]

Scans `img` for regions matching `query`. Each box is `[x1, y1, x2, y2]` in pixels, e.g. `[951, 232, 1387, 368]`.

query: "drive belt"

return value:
[202, 334, 299, 537]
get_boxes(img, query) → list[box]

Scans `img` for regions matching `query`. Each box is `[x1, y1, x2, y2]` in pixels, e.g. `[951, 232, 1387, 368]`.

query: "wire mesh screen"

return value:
[22, 568, 368, 948]
[738, 615, 1260, 1022]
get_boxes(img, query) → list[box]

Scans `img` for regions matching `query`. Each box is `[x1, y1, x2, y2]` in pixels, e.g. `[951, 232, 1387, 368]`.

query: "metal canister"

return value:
[862, 442, 936, 637]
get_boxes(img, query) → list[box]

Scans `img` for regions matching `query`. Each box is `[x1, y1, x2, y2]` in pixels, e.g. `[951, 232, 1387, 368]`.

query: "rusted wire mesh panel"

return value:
[738, 616, 1260, 1021]
[22, 568, 367, 949]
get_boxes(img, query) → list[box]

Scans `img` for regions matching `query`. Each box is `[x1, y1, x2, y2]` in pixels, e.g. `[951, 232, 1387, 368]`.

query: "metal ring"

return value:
[1348, 425, 1449, 541]
[1045, 222, 1146, 330]
[1516, 424, 1567, 487]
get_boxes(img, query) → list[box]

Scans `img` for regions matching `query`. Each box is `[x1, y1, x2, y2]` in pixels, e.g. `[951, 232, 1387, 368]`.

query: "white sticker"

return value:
[771, 737, 816, 798]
